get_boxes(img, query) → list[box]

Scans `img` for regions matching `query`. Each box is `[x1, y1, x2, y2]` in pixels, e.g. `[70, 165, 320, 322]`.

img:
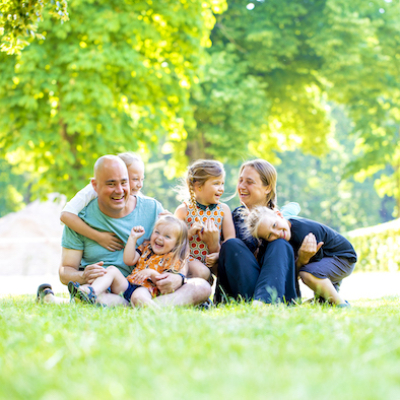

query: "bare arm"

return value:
[123, 226, 145, 266]
[59, 248, 106, 285]
[295, 233, 324, 269]
[174, 204, 188, 221]
[221, 203, 236, 241]
[60, 211, 124, 251]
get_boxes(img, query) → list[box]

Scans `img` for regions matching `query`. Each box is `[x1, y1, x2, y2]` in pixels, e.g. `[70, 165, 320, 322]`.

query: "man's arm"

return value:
[59, 247, 106, 285]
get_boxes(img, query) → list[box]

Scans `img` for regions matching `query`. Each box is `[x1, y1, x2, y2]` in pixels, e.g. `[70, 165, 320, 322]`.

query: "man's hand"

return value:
[96, 231, 124, 252]
[296, 233, 323, 268]
[198, 218, 220, 253]
[82, 261, 106, 284]
[153, 272, 182, 295]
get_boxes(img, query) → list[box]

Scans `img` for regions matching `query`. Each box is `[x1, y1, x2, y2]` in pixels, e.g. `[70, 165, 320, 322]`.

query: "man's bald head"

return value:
[94, 155, 126, 179]
[91, 155, 131, 217]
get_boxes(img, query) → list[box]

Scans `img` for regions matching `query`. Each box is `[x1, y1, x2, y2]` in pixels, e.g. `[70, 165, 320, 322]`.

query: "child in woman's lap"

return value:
[175, 160, 235, 282]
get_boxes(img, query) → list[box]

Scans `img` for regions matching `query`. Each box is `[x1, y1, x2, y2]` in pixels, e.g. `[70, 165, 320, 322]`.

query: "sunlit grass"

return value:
[1, 296, 400, 399]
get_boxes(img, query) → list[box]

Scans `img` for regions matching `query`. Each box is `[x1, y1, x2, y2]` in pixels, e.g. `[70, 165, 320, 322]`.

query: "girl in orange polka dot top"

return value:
[175, 160, 236, 283]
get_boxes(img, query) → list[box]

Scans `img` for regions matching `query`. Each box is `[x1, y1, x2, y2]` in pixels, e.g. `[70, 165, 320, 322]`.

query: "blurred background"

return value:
[0, 0, 399, 296]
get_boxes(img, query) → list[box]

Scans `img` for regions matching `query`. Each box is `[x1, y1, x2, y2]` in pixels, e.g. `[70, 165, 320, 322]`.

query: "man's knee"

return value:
[187, 278, 212, 304]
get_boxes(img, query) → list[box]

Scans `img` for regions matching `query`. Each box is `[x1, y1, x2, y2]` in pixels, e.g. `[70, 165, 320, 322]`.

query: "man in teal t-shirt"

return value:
[62, 194, 164, 278]
[42, 155, 211, 307]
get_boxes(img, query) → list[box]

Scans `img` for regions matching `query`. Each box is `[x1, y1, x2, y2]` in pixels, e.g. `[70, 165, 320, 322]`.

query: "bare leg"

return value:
[96, 292, 129, 307]
[154, 278, 211, 307]
[80, 266, 129, 297]
[130, 287, 159, 308]
[188, 260, 212, 283]
[299, 271, 345, 305]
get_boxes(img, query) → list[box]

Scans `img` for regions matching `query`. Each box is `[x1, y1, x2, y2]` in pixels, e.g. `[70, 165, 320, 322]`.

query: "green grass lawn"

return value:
[1, 296, 400, 400]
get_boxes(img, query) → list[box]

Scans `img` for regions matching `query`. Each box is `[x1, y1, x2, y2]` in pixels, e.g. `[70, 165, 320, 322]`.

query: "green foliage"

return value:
[2, 298, 400, 399]
[347, 219, 400, 272]
[0, 0, 68, 54]
[276, 106, 394, 232]
[323, 1, 400, 215]
[0, 158, 27, 217]
[0, 0, 226, 200]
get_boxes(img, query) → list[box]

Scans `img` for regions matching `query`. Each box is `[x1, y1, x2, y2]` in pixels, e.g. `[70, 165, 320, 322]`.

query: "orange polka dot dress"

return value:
[184, 202, 224, 264]
[126, 241, 182, 297]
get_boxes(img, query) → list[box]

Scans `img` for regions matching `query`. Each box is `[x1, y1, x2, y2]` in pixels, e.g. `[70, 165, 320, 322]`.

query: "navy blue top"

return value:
[288, 218, 357, 263]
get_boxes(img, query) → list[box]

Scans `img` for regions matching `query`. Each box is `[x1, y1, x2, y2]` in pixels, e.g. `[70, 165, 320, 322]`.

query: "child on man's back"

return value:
[60, 152, 145, 251]
[246, 206, 357, 307]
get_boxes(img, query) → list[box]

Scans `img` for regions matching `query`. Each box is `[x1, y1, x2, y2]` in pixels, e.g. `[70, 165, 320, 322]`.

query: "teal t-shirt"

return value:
[62, 195, 164, 277]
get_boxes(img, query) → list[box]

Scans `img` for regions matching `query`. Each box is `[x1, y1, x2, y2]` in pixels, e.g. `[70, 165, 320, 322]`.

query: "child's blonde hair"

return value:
[117, 152, 144, 168]
[240, 159, 277, 210]
[154, 215, 189, 271]
[245, 206, 276, 239]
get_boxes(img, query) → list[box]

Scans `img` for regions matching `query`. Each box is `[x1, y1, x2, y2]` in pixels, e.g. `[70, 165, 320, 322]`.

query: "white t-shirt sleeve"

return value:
[62, 183, 98, 215]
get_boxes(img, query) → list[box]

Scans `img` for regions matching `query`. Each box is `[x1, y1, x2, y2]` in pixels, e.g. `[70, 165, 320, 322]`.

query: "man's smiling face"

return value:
[92, 156, 130, 217]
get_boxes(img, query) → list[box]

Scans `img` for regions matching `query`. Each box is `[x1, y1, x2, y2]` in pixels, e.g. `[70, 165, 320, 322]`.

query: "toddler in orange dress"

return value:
[69, 215, 189, 307]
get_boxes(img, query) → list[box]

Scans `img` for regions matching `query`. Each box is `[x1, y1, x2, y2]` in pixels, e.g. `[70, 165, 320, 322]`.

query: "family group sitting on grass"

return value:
[37, 153, 357, 309]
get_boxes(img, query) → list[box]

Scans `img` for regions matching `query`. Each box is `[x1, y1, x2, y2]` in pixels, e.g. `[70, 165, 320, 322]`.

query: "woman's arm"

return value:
[60, 211, 124, 251]
[221, 203, 236, 241]
[123, 226, 145, 266]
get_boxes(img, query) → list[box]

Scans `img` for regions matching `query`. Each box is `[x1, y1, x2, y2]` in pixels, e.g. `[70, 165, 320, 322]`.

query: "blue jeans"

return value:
[215, 238, 298, 304]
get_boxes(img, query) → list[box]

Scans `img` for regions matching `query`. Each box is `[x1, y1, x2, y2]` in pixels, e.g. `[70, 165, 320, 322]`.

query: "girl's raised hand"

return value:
[130, 225, 145, 239]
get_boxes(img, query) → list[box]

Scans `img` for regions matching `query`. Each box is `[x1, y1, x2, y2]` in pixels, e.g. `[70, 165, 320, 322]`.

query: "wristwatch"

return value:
[177, 273, 188, 286]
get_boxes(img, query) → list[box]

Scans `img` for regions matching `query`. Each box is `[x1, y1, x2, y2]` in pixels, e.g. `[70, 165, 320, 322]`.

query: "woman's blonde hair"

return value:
[245, 206, 276, 239]
[117, 152, 144, 168]
[240, 159, 277, 210]
[153, 215, 189, 272]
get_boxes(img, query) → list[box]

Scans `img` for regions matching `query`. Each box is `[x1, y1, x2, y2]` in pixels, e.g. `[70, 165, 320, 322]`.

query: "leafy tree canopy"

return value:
[0, 0, 226, 198]
[0, 0, 68, 54]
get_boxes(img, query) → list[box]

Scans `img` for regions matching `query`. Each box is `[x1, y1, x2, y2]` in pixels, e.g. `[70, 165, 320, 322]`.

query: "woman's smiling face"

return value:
[237, 166, 271, 209]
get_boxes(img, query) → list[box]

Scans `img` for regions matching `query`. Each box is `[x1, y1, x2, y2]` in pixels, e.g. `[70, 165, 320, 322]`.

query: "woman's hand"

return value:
[199, 218, 220, 253]
[296, 233, 323, 268]
[96, 232, 124, 252]
[130, 226, 145, 239]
